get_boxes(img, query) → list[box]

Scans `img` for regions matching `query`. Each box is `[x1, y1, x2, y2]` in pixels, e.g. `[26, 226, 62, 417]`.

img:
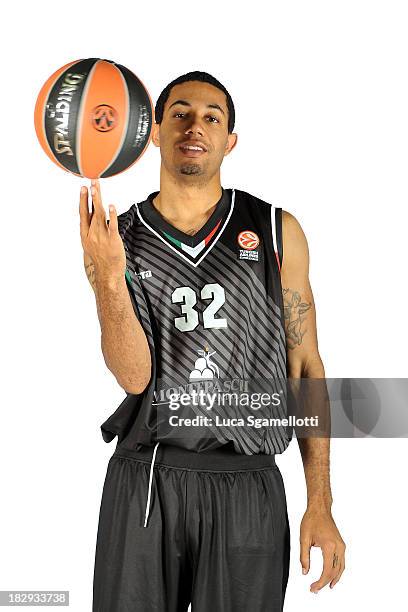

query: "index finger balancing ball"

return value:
[34, 58, 153, 178]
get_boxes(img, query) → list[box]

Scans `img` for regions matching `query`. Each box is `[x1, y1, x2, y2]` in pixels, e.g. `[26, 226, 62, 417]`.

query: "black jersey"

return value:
[101, 188, 292, 455]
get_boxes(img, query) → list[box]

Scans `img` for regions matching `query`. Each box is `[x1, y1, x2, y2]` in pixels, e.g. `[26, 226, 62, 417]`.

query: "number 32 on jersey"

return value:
[171, 283, 227, 332]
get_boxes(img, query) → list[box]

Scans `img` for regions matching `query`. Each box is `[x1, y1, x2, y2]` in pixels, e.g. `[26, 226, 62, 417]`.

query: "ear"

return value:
[151, 122, 160, 147]
[224, 132, 238, 157]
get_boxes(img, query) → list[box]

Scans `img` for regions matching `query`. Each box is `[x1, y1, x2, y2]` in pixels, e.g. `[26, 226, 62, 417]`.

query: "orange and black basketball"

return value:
[34, 58, 153, 178]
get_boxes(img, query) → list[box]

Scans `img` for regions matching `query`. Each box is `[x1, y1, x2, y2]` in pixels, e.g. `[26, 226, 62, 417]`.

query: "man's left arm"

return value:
[280, 210, 346, 594]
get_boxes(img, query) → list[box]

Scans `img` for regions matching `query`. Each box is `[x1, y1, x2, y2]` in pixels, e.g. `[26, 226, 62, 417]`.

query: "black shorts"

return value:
[93, 443, 290, 611]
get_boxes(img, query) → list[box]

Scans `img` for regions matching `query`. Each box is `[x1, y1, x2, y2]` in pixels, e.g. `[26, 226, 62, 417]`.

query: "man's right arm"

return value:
[80, 181, 151, 395]
[84, 255, 151, 395]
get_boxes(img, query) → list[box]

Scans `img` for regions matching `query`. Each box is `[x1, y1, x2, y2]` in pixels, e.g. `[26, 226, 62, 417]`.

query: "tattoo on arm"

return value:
[85, 260, 97, 292]
[282, 288, 312, 349]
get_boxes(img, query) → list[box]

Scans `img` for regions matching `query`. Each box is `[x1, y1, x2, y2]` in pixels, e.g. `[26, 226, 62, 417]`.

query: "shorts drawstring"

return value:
[143, 442, 160, 528]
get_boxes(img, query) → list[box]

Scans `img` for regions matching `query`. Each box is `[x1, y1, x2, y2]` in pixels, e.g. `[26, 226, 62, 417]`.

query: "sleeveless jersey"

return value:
[101, 188, 292, 455]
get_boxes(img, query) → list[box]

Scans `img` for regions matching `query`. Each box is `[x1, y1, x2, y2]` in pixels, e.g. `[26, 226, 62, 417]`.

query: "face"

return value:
[152, 81, 238, 182]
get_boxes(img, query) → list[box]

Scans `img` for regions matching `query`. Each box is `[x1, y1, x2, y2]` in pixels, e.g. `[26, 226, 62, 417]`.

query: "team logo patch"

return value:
[238, 230, 259, 251]
[237, 230, 260, 261]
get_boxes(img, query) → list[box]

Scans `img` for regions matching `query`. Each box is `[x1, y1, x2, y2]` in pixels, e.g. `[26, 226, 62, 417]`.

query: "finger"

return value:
[107, 204, 118, 233]
[79, 186, 91, 241]
[90, 186, 108, 229]
[310, 544, 338, 593]
[92, 178, 101, 200]
[90, 179, 107, 225]
[92, 178, 103, 208]
[330, 557, 345, 589]
[300, 537, 311, 575]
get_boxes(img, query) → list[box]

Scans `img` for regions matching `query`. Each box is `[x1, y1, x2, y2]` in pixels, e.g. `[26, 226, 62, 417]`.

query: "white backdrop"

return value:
[1, 1, 407, 610]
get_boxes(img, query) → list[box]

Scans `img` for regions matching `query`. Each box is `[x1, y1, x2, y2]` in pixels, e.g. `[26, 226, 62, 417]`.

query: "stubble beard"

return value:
[179, 163, 203, 175]
[162, 149, 216, 184]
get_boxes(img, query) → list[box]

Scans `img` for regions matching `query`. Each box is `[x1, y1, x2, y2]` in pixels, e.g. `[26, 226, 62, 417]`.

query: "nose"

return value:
[184, 115, 204, 137]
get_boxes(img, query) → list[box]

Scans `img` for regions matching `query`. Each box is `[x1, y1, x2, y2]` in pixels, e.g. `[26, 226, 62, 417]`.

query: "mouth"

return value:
[178, 141, 208, 157]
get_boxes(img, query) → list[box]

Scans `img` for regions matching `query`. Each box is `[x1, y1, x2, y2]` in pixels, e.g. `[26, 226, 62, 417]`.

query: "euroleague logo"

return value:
[91, 105, 118, 132]
[238, 230, 260, 251]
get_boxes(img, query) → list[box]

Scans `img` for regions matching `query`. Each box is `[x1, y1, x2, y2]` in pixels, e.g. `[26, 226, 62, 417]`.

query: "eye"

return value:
[207, 115, 219, 123]
[174, 112, 185, 118]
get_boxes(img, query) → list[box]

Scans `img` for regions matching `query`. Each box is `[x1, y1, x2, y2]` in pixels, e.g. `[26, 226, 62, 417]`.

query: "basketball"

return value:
[34, 58, 154, 178]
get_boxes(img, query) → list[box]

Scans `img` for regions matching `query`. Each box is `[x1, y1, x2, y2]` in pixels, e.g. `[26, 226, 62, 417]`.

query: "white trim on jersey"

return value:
[134, 189, 236, 269]
[270, 204, 278, 255]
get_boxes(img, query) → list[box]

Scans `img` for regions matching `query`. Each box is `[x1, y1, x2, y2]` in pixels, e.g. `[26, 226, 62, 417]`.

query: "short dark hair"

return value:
[155, 71, 235, 133]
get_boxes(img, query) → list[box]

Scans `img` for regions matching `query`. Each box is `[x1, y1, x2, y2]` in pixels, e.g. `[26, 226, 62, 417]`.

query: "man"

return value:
[80, 71, 346, 611]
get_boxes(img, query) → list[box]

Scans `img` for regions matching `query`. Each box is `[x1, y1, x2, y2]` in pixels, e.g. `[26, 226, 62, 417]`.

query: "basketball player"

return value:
[80, 72, 346, 611]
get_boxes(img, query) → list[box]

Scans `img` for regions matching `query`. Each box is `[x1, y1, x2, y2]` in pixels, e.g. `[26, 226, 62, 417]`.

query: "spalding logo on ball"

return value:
[34, 58, 154, 178]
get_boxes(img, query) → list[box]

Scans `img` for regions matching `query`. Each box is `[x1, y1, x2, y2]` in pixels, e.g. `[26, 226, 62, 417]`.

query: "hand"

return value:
[79, 179, 126, 283]
[300, 507, 346, 594]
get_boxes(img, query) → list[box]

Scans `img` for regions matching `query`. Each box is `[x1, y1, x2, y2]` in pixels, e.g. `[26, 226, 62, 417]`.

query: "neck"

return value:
[152, 165, 223, 232]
